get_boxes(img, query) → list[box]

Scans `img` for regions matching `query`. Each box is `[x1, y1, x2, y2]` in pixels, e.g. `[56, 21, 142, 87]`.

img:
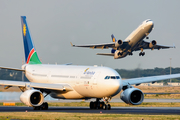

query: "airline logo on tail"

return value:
[23, 24, 26, 36]
[21, 16, 42, 64]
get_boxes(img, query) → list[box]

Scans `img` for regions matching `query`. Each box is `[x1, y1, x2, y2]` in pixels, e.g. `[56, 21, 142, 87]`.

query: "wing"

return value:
[122, 73, 180, 86]
[0, 66, 25, 71]
[0, 80, 73, 91]
[71, 42, 115, 49]
[71, 41, 129, 50]
[134, 40, 175, 51]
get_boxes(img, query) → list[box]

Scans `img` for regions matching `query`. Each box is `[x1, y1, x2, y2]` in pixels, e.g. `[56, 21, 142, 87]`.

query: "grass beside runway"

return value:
[0, 112, 180, 120]
[1, 102, 180, 107]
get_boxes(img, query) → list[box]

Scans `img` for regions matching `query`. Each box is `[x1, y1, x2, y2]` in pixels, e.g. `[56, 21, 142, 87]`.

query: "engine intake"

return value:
[120, 88, 144, 105]
[149, 40, 157, 48]
[20, 89, 44, 107]
[115, 40, 123, 47]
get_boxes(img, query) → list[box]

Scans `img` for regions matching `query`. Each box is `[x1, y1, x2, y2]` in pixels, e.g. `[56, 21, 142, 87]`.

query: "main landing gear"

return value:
[139, 52, 145, 56]
[90, 97, 112, 110]
[139, 48, 145, 56]
[33, 102, 48, 110]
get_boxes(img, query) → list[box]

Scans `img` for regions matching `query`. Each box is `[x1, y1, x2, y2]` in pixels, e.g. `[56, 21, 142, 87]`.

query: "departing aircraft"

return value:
[71, 19, 175, 59]
[0, 16, 180, 110]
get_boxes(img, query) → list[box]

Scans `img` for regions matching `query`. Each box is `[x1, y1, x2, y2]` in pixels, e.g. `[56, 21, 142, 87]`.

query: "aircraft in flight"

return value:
[0, 16, 180, 110]
[71, 19, 175, 59]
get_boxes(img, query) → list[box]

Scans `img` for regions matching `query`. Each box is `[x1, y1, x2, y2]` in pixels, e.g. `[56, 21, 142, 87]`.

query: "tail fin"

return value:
[111, 34, 117, 42]
[21, 16, 42, 64]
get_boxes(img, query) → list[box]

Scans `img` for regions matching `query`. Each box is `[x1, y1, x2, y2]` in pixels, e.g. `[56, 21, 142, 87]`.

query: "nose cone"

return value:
[147, 20, 154, 27]
[107, 79, 122, 96]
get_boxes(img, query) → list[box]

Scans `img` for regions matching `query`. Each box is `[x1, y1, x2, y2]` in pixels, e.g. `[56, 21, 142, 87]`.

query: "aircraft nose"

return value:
[108, 79, 122, 95]
[148, 21, 154, 26]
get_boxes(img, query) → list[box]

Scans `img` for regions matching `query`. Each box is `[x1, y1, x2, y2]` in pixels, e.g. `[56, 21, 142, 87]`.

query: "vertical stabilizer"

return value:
[21, 16, 42, 64]
[111, 34, 117, 42]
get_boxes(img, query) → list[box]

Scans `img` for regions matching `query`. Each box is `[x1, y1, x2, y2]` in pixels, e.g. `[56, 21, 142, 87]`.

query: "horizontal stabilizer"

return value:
[96, 53, 114, 56]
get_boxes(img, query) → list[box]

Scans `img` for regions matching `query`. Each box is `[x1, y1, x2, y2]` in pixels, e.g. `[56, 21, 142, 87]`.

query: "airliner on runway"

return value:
[0, 16, 180, 110]
[71, 19, 175, 59]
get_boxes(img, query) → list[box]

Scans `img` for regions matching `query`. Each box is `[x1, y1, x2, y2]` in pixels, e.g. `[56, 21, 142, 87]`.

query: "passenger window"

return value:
[116, 76, 120, 79]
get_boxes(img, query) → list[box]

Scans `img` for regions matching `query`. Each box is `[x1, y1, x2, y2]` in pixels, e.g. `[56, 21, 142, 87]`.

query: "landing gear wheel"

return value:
[90, 102, 97, 109]
[90, 101, 93, 109]
[103, 97, 112, 110]
[103, 105, 108, 110]
[41, 102, 48, 110]
[139, 52, 145, 56]
[129, 52, 133, 55]
[98, 102, 104, 109]
[33, 106, 40, 110]
[139, 52, 142, 56]
[142, 52, 145, 56]
[108, 104, 111, 110]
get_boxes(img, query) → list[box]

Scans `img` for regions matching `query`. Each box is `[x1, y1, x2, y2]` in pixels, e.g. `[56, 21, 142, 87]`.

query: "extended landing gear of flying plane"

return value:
[139, 52, 145, 56]
[129, 52, 133, 56]
[89, 97, 111, 110]
[33, 102, 48, 110]
[139, 48, 145, 56]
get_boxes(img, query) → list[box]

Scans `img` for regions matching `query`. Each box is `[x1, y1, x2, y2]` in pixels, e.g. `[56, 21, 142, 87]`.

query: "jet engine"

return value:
[115, 39, 123, 47]
[120, 88, 144, 105]
[20, 89, 44, 107]
[149, 40, 157, 48]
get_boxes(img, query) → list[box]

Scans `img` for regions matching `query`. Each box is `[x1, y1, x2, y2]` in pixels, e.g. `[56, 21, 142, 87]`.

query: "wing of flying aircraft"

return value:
[71, 42, 116, 49]
[134, 40, 175, 51]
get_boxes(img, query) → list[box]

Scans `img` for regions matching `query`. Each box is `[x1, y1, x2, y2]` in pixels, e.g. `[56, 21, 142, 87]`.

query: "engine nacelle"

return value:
[149, 40, 157, 48]
[115, 39, 123, 48]
[20, 89, 44, 107]
[120, 88, 144, 105]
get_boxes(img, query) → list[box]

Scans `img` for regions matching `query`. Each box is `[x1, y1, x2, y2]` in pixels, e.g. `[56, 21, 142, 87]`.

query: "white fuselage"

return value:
[22, 64, 122, 99]
[114, 19, 154, 59]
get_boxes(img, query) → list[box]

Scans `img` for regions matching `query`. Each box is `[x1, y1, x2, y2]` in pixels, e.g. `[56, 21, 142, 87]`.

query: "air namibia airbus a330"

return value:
[0, 16, 180, 110]
[71, 19, 175, 59]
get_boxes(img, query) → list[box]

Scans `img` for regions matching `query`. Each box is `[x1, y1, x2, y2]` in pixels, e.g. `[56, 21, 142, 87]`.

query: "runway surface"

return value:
[0, 106, 180, 115]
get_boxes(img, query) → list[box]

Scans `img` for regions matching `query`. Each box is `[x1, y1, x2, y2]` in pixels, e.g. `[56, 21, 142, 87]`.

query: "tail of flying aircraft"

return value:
[111, 34, 116, 53]
[21, 16, 42, 64]
[111, 34, 117, 42]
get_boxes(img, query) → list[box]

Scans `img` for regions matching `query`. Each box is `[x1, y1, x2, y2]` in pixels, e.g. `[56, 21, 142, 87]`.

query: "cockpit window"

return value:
[104, 76, 120, 80]
[146, 19, 152, 23]
[104, 76, 110, 79]
[111, 76, 116, 79]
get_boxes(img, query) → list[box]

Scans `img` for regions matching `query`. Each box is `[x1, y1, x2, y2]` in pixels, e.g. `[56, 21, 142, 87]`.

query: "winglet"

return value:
[70, 42, 75, 47]
[173, 43, 176, 48]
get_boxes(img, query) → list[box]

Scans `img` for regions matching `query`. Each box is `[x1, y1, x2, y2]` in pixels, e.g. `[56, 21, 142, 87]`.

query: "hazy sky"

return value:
[0, 0, 180, 70]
